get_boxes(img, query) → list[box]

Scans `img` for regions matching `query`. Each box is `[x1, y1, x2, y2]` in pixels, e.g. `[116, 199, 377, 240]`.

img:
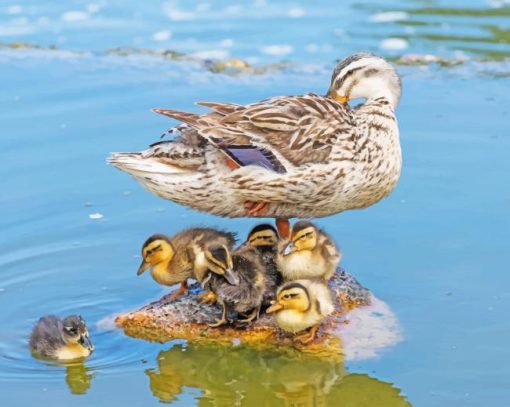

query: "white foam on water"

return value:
[340, 294, 403, 361]
[61, 11, 90, 22]
[191, 49, 229, 59]
[89, 212, 104, 220]
[380, 37, 409, 51]
[370, 11, 408, 23]
[261, 44, 293, 56]
[152, 30, 172, 41]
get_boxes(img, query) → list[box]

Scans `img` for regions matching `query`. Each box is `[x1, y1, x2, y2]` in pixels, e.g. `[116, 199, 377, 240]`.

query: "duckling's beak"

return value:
[224, 268, 240, 286]
[137, 259, 150, 275]
[79, 333, 94, 352]
[282, 241, 295, 256]
[266, 301, 283, 313]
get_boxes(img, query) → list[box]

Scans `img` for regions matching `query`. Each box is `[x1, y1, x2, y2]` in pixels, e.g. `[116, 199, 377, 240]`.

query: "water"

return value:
[1, 1, 509, 406]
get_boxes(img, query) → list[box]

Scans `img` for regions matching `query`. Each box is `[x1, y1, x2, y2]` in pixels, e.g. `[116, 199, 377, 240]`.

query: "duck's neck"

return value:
[151, 260, 174, 286]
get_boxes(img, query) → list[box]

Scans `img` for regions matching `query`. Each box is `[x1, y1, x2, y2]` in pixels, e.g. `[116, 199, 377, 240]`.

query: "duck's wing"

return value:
[154, 93, 355, 173]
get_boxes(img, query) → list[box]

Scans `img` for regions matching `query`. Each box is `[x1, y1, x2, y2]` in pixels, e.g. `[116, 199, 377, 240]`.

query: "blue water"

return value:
[1, 1, 510, 406]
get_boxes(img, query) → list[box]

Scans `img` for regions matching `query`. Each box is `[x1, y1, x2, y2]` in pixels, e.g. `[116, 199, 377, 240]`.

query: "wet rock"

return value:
[115, 268, 370, 359]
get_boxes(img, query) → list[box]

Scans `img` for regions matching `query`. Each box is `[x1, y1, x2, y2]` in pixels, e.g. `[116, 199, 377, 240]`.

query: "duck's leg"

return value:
[198, 291, 217, 304]
[295, 325, 319, 344]
[276, 218, 290, 239]
[237, 305, 261, 324]
[165, 281, 188, 302]
[208, 298, 228, 327]
[244, 201, 269, 216]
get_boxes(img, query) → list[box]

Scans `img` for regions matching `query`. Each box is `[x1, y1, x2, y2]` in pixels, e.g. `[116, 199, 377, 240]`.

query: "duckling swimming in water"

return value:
[137, 228, 236, 301]
[29, 315, 94, 360]
[266, 280, 335, 344]
[202, 244, 267, 327]
[277, 221, 341, 282]
[242, 223, 282, 305]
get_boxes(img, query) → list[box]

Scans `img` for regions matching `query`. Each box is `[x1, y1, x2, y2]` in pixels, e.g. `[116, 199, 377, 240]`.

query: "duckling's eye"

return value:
[65, 327, 78, 335]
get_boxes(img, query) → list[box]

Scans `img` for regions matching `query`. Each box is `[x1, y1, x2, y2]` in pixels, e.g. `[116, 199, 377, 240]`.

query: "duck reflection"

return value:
[146, 344, 411, 406]
[65, 361, 95, 395]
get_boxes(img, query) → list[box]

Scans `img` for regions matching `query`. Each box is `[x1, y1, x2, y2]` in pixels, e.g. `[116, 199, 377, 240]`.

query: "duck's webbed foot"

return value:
[208, 299, 228, 328]
[198, 291, 217, 304]
[162, 281, 188, 303]
[237, 306, 261, 325]
[208, 317, 228, 328]
[244, 201, 269, 216]
[295, 325, 319, 344]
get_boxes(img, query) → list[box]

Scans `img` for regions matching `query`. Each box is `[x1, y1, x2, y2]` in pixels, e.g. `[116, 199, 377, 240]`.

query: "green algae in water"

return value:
[146, 343, 411, 406]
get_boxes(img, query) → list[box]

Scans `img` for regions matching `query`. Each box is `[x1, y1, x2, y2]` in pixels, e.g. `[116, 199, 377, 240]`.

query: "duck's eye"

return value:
[65, 327, 78, 335]
[283, 294, 291, 300]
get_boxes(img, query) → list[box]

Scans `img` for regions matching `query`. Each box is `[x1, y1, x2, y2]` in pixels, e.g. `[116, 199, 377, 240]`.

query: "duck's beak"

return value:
[266, 301, 283, 313]
[282, 241, 295, 256]
[327, 89, 349, 104]
[79, 332, 94, 352]
[224, 268, 240, 286]
[137, 259, 150, 275]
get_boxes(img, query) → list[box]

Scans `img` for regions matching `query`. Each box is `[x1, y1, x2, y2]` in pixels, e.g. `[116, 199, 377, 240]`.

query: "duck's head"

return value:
[246, 224, 279, 249]
[327, 53, 401, 108]
[266, 282, 310, 314]
[62, 315, 94, 352]
[281, 221, 318, 256]
[138, 234, 174, 275]
[203, 244, 240, 286]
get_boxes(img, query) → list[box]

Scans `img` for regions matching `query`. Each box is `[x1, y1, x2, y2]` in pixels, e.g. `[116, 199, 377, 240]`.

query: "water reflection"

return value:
[65, 362, 95, 395]
[145, 344, 411, 406]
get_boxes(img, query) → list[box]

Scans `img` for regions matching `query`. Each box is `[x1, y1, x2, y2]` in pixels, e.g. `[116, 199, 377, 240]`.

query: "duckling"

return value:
[202, 244, 267, 327]
[277, 221, 340, 282]
[266, 280, 335, 343]
[29, 315, 94, 360]
[137, 228, 236, 301]
[242, 224, 282, 305]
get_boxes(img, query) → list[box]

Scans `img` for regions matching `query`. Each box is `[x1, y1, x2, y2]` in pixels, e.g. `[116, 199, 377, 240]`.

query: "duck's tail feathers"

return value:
[108, 152, 185, 176]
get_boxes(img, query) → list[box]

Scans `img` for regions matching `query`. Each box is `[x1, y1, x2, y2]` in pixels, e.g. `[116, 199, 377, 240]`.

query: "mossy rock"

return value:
[116, 269, 370, 361]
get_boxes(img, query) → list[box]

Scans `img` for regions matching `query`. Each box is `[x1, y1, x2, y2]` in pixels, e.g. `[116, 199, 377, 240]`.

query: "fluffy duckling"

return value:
[29, 315, 94, 360]
[243, 224, 282, 305]
[137, 228, 236, 301]
[277, 221, 340, 281]
[266, 280, 334, 343]
[202, 244, 267, 327]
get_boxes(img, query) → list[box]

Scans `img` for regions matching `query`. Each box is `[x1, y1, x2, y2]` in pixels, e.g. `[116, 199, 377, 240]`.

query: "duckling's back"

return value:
[178, 227, 236, 248]
[208, 246, 266, 313]
[29, 315, 66, 358]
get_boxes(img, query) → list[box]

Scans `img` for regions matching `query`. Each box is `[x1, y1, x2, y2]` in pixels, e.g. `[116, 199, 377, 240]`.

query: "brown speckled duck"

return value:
[109, 53, 402, 238]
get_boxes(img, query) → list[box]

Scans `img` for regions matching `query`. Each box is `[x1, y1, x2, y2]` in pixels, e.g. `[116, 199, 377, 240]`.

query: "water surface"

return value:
[1, 1, 509, 406]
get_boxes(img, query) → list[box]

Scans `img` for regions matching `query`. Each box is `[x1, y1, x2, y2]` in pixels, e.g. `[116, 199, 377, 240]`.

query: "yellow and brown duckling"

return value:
[137, 228, 236, 301]
[29, 315, 94, 360]
[201, 244, 267, 327]
[266, 280, 335, 343]
[277, 221, 341, 282]
[243, 223, 282, 305]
